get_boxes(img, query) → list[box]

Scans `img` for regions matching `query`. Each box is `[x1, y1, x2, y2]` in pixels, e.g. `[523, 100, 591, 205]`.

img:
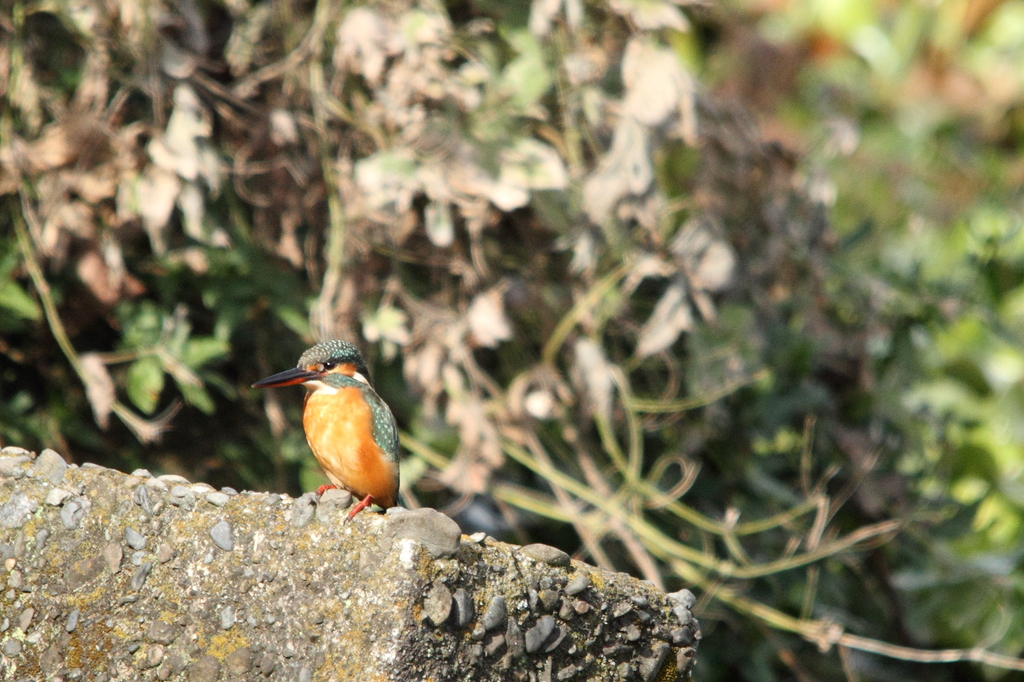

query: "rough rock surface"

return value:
[0, 446, 700, 680]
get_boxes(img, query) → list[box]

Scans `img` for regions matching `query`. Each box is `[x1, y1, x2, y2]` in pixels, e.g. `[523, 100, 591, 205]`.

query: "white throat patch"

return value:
[303, 380, 338, 395]
[303, 372, 370, 394]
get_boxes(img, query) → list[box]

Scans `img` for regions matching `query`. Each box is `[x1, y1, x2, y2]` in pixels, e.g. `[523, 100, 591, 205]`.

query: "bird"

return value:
[252, 340, 399, 521]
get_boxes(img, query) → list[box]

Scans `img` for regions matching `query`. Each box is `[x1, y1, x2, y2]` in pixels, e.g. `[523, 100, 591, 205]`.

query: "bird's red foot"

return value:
[316, 484, 337, 497]
[345, 494, 375, 522]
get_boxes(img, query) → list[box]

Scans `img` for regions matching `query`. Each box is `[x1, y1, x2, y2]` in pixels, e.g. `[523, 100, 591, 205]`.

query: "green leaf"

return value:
[183, 337, 230, 368]
[176, 380, 215, 414]
[127, 355, 165, 414]
[0, 280, 42, 321]
[273, 303, 311, 337]
[120, 301, 164, 348]
[501, 30, 552, 111]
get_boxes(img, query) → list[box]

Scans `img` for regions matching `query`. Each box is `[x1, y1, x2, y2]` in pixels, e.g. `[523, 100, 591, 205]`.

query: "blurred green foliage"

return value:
[4, 0, 1024, 679]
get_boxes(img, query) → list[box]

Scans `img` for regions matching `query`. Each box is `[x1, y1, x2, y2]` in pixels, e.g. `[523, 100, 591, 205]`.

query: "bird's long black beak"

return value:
[252, 367, 320, 389]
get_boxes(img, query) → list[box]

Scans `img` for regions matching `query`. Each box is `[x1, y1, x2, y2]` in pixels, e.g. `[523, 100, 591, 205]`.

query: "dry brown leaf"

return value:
[73, 46, 111, 112]
[80, 353, 115, 429]
[467, 287, 513, 348]
[335, 7, 400, 86]
[583, 116, 652, 223]
[135, 166, 182, 255]
[609, 0, 690, 31]
[269, 109, 299, 147]
[25, 124, 74, 173]
[529, 0, 563, 37]
[77, 250, 119, 305]
[572, 338, 614, 419]
[621, 36, 698, 146]
[636, 279, 693, 357]
[10, 61, 43, 132]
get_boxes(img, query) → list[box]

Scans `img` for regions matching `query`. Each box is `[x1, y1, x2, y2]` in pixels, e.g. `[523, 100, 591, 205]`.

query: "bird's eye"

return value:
[322, 361, 336, 371]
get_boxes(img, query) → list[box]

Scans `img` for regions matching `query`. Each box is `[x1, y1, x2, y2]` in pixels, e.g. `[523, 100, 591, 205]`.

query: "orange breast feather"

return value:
[303, 388, 398, 508]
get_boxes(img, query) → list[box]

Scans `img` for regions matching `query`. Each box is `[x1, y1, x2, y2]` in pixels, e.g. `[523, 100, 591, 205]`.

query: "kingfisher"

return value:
[252, 340, 400, 521]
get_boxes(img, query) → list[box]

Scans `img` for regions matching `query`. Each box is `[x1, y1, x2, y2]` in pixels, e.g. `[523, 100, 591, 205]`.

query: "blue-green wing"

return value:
[364, 386, 400, 464]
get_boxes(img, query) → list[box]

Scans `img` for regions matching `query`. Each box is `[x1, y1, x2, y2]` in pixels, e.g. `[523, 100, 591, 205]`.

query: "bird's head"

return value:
[252, 340, 372, 392]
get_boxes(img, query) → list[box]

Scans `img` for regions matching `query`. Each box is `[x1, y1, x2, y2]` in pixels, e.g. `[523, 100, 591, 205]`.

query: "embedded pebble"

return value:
[603, 643, 627, 657]
[125, 527, 146, 550]
[611, 601, 633, 619]
[0, 456, 30, 478]
[45, 488, 72, 506]
[66, 608, 80, 633]
[191, 655, 221, 682]
[205, 492, 230, 507]
[422, 580, 453, 627]
[638, 642, 670, 682]
[18, 607, 33, 630]
[557, 664, 578, 680]
[147, 620, 177, 644]
[573, 600, 590, 615]
[469, 531, 487, 543]
[676, 647, 697, 676]
[667, 588, 696, 626]
[384, 508, 461, 559]
[1, 492, 38, 529]
[60, 499, 86, 529]
[624, 623, 641, 641]
[520, 544, 571, 567]
[130, 561, 153, 590]
[2, 639, 21, 656]
[538, 589, 560, 612]
[35, 528, 49, 551]
[144, 477, 169, 492]
[225, 646, 252, 674]
[102, 543, 123, 572]
[544, 626, 566, 653]
[144, 644, 165, 668]
[318, 487, 352, 507]
[32, 448, 68, 485]
[485, 634, 505, 656]
[0, 446, 31, 456]
[291, 493, 317, 528]
[506, 618, 525, 659]
[168, 486, 196, 510]
[158, 474, 190, 485]
[669, 624, 698, 647]
[156, 543, 175, 563]
[452, 588, 474, 629]
[315, 488, 352, 522]
[133, 486, 153, 515]
[525, 615, 556, 653]
[131, 469, 152, 478]
[666, 588, 695, 609]
[210, 520, 234, 551]
[481, 595, 507, 631]
[558, 600, 575, 621]
[221, 605, 236, 630]
[221, 487, 238, 496]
